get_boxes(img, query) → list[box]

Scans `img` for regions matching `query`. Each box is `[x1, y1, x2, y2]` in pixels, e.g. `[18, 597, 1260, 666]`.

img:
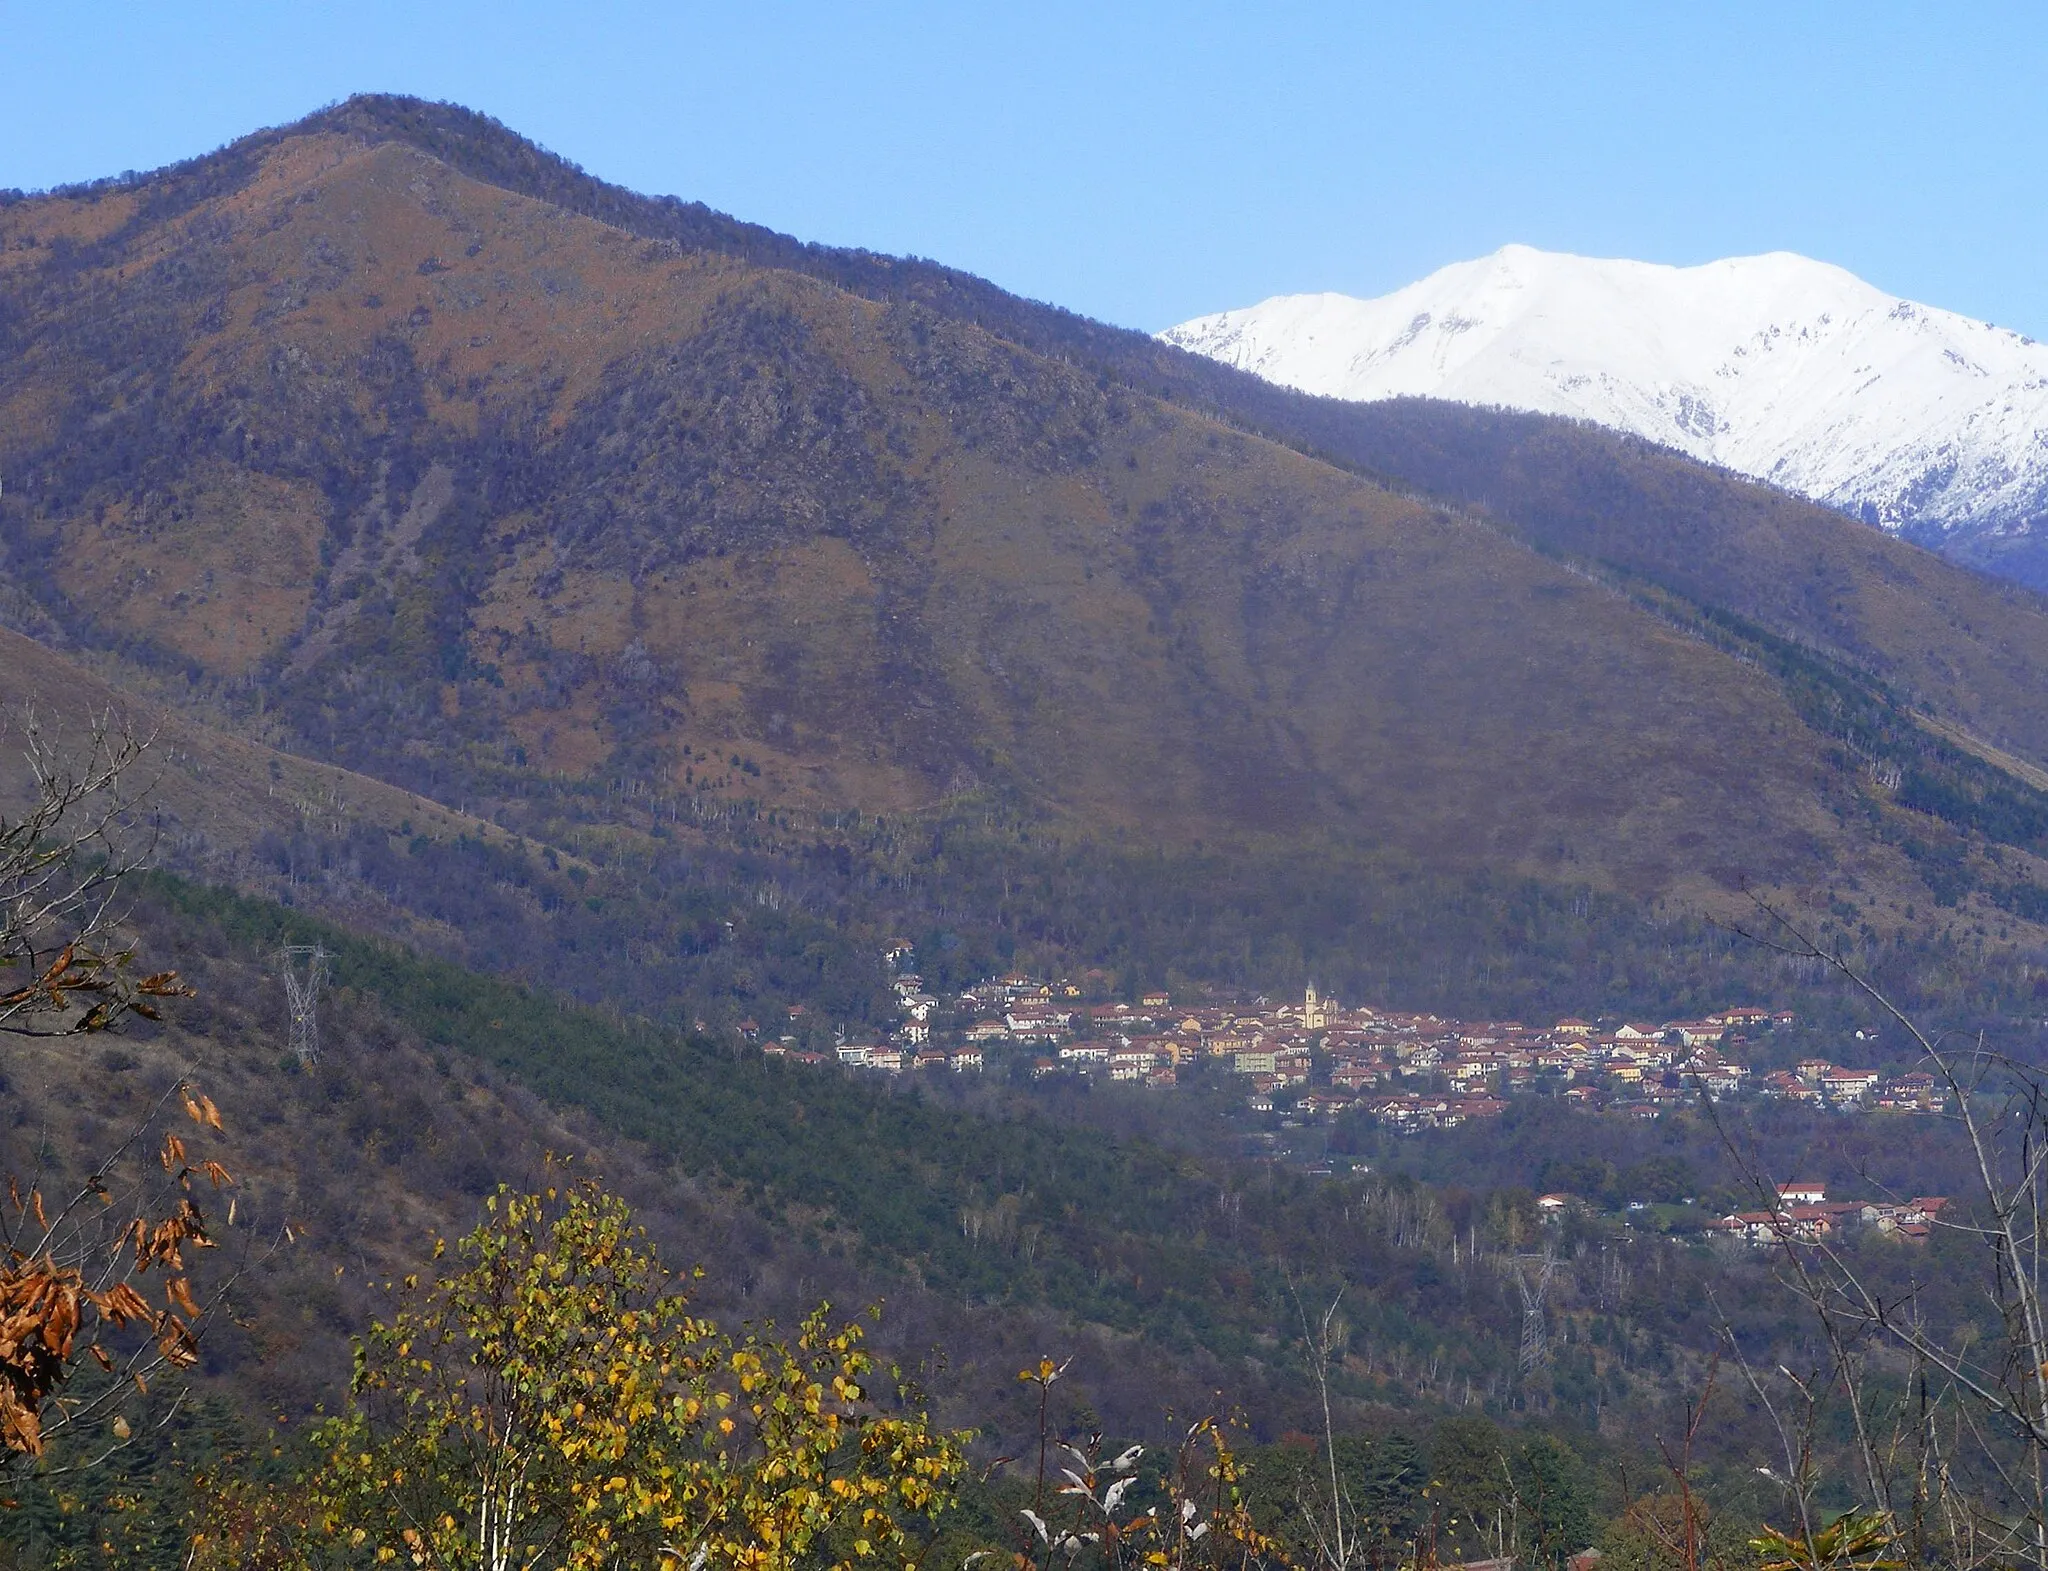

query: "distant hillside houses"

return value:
[1709, 1183, 1950, 1246]
[776, 950, 1941, 1130]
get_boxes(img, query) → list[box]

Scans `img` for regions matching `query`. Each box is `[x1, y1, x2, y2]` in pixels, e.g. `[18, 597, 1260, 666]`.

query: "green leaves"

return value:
[1751, 1509, 1903, 1571]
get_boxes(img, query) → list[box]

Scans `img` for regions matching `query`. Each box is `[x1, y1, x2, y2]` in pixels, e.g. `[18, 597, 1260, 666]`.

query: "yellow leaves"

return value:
[1018, 1356, 1069, 1387]
[299, 1180, 966, 1569]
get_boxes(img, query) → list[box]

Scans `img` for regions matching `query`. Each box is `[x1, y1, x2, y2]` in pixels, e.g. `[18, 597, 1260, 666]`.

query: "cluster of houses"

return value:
[1705, 1182, 1950, 1245]
[748, 951, 1947, 1131]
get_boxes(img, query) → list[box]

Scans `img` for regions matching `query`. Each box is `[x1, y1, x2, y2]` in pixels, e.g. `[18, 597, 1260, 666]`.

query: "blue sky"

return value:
[5, 2, 2044, 336]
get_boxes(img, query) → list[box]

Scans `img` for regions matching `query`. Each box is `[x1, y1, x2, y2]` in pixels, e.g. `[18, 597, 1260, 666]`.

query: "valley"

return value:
[2, 92, 2048, 1570]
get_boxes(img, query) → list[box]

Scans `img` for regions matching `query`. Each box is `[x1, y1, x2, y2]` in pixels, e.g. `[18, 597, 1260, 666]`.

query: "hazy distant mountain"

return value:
[1162, 246, 2048, 583]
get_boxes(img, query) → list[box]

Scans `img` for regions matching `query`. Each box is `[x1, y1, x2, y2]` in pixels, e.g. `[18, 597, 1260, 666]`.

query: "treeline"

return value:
[221, 779, 2048, 1075]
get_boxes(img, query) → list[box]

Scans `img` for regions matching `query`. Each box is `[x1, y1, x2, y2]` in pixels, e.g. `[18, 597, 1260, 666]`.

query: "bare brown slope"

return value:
[128, 95, 2048, 772]
[1264, 402, 2048, 766]
[25, 96, 2048, 779]
[0, 624, 516, 882]
[0, 128, 1917, 905]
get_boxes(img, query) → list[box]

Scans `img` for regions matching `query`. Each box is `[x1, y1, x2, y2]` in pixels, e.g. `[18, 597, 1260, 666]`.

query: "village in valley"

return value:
[750, 944, 1951, 1128]
[745, 948, 1958, 1244]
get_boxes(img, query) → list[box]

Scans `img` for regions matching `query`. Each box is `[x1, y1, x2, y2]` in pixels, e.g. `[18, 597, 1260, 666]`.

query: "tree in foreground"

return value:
[204, 1178, 965, 1570]
[994, 1354, 1284, 1571]
[1716, 900, 2048, 1570]
[0, 709, 230, 1469]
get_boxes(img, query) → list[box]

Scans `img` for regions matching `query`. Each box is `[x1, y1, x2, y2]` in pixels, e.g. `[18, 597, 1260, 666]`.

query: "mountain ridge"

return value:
[1162, 245, 2048, 587]
[7, 98, 2048, 964]
[0, 126, 1849, 888]
[28, 94, 2048, 676]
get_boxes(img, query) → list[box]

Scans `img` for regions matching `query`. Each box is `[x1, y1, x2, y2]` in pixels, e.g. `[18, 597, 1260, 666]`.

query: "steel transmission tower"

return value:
[282, 945, 330, 1067]
[1513, 1250, 1558, 1374]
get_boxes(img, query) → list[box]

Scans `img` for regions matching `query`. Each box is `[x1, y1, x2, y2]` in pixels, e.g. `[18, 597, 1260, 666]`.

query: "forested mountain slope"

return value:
[121, 96, 2048, 765]
[1238, 399, 2048, 770]
[1, 868, 1919, 1486]
[13, 607, 2005, 1047]
[0, 98, 2043, 1565]
[0, 99, 2001, 927]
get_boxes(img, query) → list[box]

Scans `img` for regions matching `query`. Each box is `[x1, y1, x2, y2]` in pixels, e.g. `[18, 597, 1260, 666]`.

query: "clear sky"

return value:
[5, 2, 2044, 337]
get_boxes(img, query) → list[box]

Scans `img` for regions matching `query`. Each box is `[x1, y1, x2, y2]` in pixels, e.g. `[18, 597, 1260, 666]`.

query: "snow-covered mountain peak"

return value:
[1161, 247, 2048, 564]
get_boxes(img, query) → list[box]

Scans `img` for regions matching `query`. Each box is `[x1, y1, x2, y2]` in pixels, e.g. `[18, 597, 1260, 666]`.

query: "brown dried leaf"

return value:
[91, 1282, 154, 1326]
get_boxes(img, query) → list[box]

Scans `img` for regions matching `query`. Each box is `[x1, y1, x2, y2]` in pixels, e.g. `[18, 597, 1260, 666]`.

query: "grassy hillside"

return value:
[19, 617, 2024, 1054]
[0, 623, 521, 878]
[1255, 400, 2048, 769]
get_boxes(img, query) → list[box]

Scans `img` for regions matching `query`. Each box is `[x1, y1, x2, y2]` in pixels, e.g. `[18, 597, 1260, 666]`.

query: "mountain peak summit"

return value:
[1162, 248, 2048, 572]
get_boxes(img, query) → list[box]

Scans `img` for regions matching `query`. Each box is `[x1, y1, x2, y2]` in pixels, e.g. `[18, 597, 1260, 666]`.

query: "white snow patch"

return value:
[1160, 246, 2048, 542]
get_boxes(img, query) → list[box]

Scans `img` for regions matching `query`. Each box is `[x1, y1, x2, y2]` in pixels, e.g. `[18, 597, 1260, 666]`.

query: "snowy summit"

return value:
[1162, 246, 2048, 573]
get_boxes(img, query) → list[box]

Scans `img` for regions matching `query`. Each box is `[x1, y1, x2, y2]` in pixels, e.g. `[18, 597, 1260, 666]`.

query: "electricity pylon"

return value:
[1514, 1249, 1558, 1374]
[282, 945, 330, 1067]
